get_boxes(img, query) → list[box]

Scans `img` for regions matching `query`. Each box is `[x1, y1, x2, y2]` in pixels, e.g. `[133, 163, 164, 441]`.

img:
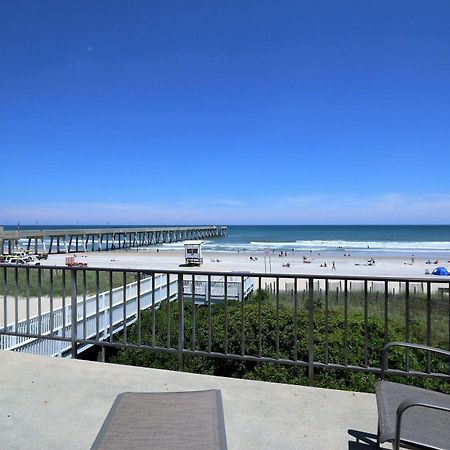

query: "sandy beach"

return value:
[40, 248, 450, 279]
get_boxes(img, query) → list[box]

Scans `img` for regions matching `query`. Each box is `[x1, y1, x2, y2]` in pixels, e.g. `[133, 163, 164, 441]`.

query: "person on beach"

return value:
[332, 261, 336, 271]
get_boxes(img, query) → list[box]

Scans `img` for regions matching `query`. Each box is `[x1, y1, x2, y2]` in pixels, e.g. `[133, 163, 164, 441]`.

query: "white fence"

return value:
[1, 274, 254, 357]
[1, 274, 178, 357]
[183, 276, 254, 302]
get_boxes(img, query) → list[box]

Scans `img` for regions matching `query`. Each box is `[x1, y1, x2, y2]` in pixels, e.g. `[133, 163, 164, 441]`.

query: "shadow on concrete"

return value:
[348, 429, 379, 449]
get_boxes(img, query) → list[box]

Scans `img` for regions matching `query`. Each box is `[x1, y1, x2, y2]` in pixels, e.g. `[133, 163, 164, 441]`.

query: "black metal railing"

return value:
[1, 263, 449, 385]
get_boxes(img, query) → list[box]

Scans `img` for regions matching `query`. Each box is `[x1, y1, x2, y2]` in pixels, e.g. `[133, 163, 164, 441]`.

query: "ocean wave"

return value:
[13, 237, 450, 254]
[294, 240, 450, 250]
[223, 240, 450, 252]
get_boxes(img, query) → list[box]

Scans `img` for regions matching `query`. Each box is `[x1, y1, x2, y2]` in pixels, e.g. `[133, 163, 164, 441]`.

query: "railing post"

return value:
[177, 273, 184, 371]
[308, 277, 315, 385]
[71, 268, 78, 359]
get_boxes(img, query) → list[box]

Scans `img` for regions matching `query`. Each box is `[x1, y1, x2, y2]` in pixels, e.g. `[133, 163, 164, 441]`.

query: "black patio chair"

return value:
[375, 342, 450, 450]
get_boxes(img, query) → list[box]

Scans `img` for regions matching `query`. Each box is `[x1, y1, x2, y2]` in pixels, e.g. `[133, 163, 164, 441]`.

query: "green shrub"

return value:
[110, 296, 450, 393]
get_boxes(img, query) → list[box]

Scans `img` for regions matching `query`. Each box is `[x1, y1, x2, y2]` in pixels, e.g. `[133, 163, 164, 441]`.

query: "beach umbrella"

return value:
[432, 267, 450, 276]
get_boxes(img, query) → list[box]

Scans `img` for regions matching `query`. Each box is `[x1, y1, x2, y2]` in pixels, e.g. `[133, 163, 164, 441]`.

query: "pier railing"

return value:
[1, 264, 449, 385]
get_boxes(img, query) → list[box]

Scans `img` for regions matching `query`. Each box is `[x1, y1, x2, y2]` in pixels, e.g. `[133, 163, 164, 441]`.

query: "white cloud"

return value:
[275, 193, 450, 224]
[0, 193, 449, 225]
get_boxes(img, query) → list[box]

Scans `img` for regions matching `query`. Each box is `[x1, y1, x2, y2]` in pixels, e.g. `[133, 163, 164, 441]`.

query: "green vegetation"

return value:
[110, 289, 450, 394]
[270, 286, 450, 348]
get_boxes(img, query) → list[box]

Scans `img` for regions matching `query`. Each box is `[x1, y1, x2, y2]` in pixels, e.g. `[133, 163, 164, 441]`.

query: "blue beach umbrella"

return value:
[432, 267, 450, 276]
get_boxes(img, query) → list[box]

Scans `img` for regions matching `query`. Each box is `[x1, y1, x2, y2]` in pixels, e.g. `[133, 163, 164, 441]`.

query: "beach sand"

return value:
[41, 248, 449, 279]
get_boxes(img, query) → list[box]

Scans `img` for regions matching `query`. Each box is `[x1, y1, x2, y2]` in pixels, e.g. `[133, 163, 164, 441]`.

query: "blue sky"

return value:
[1, 1, 449, 225]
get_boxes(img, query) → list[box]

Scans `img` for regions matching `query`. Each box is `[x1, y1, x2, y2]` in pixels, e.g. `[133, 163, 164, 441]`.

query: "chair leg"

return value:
[376, 423, 381, 448]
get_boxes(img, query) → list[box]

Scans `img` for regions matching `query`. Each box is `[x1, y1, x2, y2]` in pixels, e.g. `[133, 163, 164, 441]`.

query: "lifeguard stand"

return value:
[184, 240, 204, 265]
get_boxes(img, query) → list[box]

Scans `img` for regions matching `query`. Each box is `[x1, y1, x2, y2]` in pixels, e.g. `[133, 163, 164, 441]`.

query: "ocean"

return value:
[205, 225, 450, 255]
[4, 224, 450, 256]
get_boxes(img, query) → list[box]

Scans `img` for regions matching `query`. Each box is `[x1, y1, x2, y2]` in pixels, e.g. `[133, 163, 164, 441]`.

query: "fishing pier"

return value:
[0, 226, 227, 255]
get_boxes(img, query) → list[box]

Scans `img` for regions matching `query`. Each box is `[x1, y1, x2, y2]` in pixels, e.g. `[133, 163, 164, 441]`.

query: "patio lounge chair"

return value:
[91, 389, 227, 450]
[375, 342, 450, 450]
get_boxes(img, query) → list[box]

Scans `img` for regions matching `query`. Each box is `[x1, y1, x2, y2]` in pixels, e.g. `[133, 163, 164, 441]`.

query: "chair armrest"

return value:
[394, 399, 450, 450]
[381, 341, 450, 379]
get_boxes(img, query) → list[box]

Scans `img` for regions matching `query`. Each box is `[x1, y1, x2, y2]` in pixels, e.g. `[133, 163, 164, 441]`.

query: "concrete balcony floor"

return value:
[0, 351, 388, 449]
